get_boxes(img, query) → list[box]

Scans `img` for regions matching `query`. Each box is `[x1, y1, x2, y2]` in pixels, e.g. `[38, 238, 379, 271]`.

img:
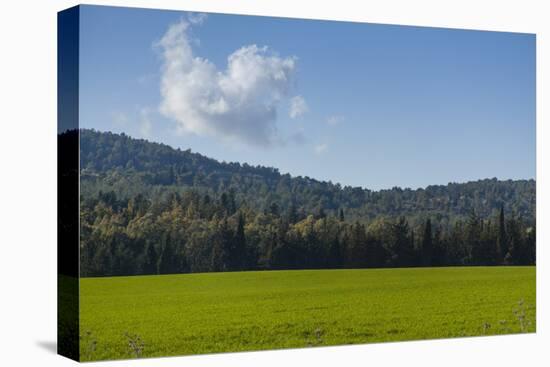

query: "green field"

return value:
[79, 266, 535, 361]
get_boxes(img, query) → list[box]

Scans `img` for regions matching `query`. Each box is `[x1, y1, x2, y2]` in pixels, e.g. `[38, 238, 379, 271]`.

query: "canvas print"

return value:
[58, 5, 536, 362]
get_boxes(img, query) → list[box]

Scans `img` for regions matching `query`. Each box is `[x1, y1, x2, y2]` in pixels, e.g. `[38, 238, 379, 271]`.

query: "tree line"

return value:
[80, 190, 535, 277]
[79, 129, 536, 228]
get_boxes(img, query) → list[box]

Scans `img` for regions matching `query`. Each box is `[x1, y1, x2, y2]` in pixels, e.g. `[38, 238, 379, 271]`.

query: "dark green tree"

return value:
[339, 208, 345, 222]
[421, 219, 433, 267]
[157, 234, 176, 274]
[496, 205, 507, 264]
[231, 212, 247, 270]
[142, 241, 157, 274]
[390, 217, 414, 267]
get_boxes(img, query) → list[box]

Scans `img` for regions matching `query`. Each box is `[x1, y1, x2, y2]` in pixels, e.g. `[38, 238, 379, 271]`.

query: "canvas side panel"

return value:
[57, 5, 80, 362]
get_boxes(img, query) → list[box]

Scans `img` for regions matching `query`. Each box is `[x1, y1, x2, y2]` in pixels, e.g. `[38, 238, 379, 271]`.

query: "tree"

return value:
[504, 214, 529, 265]
[467, 210, 482, 265]
[389, 217, 414, 267]
[227, 190, 237, 215]
[496, 205, 507, 264]
[287, 201, 299, 223]
[316, 206, 326, 220]
[327, 237, 343, 268]
[525, 225, 536, 265]
[210, 239, 225, 272]
[157, 234, 176, 274]
[220, 193, 229, 214]
[421, 219, 433, 267]
[348, 222, 367, 268]
[76, 130, 536, 275]
[216, 216, 233, 271]
[142, 241, 157, 274]
[431, 226, 446, 266]
[231, 212, 247, 270]
[365, 232, 386, 268]
[269, 202, 280, 217]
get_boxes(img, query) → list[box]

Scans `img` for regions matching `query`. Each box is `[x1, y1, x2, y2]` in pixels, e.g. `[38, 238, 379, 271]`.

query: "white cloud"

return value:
[188, 12, 207, 25]
[314, 143, 328, 155]
[158, 18, 299, 147]
[289, 95, 308, 119]
[326, 115, 345, 126]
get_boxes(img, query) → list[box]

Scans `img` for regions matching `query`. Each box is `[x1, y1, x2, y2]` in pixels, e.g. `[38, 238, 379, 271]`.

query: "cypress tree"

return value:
[233, 212, 247, 270]
[349, 222, 367, 267]
[391, 217, 413, 267]
[157, 234, 175, 274]
[496, 205, 507, 264]
[339, 208, 345, 222]
[467, 209, 481, 264]
[219, 216, 233, 270]
[422, 219, 433, 267]
[287, 201, 298, 223]
[143, 241, 157, 275]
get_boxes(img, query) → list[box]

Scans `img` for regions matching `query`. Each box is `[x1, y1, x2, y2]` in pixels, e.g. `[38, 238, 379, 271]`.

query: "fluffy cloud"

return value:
[289, 95, 308, 119]
[187, 12, 207, 25]
[158, 18, 298, 146]
[326, 115, 345, 126]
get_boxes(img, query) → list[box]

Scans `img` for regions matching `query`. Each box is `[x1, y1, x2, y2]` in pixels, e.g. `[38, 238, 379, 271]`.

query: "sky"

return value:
[78, 5, 536, 191]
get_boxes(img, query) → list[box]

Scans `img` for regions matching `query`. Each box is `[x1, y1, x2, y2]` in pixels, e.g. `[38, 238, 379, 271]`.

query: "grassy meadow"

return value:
[79, 266, 535, 361]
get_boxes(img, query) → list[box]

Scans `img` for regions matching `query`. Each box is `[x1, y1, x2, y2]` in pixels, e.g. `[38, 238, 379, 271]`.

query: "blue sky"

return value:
[79, 5, 535, 190]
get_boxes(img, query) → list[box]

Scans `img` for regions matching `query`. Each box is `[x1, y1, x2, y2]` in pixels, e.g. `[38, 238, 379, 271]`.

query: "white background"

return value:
[0, 0, 547, 365]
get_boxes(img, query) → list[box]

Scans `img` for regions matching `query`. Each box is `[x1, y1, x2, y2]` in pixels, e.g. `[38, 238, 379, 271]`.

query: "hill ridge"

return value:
[72, 129, 536, 225]
[78, 128, 534, 193]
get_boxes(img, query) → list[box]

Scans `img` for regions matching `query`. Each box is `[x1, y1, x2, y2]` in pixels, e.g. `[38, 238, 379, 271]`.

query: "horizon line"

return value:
[68, 127, 536, 193]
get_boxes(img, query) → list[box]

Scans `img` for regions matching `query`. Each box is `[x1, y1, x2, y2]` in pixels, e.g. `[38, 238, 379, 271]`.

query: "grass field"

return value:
[79, 266, 535, 361]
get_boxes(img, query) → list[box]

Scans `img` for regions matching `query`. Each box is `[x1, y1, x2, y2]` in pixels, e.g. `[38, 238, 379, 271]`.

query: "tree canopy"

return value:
[71, 130, 536, 276]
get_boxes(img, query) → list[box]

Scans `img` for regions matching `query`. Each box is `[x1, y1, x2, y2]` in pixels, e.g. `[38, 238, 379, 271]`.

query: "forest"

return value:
[72, 130, 536, 276]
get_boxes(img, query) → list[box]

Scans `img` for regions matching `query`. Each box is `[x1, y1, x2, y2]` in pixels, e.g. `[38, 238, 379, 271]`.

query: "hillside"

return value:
[78, 129, 535, 226]
[63, 129, 536, 276]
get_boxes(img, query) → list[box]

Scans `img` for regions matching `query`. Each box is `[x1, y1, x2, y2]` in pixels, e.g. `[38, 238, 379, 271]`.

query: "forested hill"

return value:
[77, 129, 535, 226]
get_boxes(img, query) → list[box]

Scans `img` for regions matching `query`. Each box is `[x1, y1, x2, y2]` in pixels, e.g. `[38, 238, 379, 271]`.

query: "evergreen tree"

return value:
[348, 222, 367, 268]
[75, 130, 537, 276]
[210, 239, 224, 272]
[228, 190, 237, 215]
[431, 226, 446, 266]
[157, 234, 176, 274]
[467, 210, 481, 265]
[287, 201, 298, 223]
[496, 205, 507, 264]
[421, 219, 433, 267]
[365, 233, 385, 268]
[525, 225, 536, 265]
[143, 241, 157, 274]
[218, 216, 233, 270]
[504, 215, 523, 265]
[269, 202, 280, 217]
[328, 237, 342, 268]
[316, 206, 326, 220]
[390, 217, 413, 267]
[232, 212, 247, 270]
[220, 193, 229, 214]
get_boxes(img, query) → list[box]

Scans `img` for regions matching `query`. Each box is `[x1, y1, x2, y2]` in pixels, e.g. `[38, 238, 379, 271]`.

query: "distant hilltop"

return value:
[63, 129, 536, 226]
